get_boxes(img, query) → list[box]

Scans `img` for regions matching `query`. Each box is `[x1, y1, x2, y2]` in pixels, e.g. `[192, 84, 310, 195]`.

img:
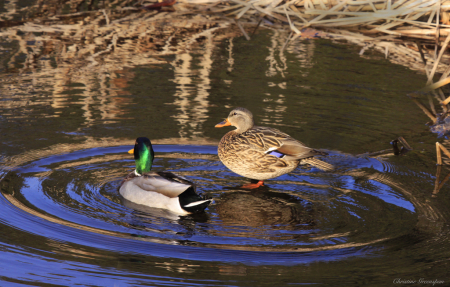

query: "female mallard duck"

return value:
[119, 137, 212, 215]
[215, 107, 333, 188]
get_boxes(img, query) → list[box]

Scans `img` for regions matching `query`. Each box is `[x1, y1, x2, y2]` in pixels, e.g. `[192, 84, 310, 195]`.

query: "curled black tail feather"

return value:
[178, 187, 212, 213]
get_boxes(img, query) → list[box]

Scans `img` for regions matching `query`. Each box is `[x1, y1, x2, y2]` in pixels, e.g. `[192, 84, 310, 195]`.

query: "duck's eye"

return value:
[233, 112, 237, 116]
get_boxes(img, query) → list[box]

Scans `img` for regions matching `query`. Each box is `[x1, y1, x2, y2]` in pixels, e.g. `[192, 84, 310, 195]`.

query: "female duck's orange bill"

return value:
[215, 118, 231, 128]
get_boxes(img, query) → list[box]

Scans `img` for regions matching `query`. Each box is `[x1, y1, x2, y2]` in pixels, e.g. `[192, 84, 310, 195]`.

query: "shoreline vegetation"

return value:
[1, 0, 450, 125]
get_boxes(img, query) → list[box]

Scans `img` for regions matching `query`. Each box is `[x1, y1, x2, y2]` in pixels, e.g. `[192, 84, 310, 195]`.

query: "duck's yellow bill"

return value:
[215, 118, 231, 128]
[128, 148, 134, 154]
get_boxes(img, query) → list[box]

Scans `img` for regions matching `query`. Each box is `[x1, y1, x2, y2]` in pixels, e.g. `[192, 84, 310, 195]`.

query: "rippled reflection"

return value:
[171, 32, 214, 138]
[0, 142, 443, 257]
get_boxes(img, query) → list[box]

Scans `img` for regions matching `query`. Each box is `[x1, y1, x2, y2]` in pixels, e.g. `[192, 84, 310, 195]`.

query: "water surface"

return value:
[1, 14, 449, 286]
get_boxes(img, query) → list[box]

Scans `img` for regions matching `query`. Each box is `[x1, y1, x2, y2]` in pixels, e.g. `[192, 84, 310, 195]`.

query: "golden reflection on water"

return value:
[47, 238, 117, 260]
[0, 3, 233, 133]
[2, 0, 19, 21]
[0, 4, 323, 140]
[0, 3, 335, 159]
[156, 262, 200, 274]
[434, 165, 450, 197]
[265, 28, 287, 78]
[171, 31, 213, 138]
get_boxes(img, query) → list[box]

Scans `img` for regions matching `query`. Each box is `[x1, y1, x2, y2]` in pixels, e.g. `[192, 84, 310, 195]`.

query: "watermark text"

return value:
[393, 278, 445, 286]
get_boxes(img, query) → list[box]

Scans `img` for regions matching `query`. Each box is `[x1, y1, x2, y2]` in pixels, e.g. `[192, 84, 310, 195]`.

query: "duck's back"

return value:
[218, 128, 299, 180]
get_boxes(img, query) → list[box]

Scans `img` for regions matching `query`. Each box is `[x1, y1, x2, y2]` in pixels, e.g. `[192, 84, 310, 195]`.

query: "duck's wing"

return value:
[127, 171, 194, 198]
[248, 126, 327, 160]
[156, 171, 196, 186]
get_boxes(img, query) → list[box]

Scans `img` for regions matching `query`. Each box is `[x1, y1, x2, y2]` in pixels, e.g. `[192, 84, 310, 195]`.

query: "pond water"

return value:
[1, 17, 450, 286]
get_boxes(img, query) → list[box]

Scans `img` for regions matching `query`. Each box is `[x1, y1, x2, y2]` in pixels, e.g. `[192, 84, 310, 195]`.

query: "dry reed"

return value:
[3, 0, 450, 104]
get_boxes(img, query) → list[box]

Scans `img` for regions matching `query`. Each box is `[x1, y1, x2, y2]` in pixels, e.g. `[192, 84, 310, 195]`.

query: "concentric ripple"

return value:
[0, 141, 439, 265]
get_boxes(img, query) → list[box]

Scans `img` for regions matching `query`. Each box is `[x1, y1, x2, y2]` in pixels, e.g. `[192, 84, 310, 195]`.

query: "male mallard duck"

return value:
[119, 137, 212, 215]
[215, 107, 333, 188]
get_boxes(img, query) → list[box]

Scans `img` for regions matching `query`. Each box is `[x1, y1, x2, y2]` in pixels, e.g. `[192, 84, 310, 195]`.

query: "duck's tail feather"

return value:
[301, 158, 334, 171]
[181, 198, 212, 213]
[184, 199, 212, 208]
[178, 187, 212, 213]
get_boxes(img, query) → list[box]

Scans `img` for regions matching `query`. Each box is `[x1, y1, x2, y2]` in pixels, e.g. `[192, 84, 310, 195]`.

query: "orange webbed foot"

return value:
[240, 180, 264, 189]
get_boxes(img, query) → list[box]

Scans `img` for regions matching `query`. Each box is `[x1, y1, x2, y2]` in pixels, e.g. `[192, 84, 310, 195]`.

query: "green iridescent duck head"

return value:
[131, 137, 155, 175]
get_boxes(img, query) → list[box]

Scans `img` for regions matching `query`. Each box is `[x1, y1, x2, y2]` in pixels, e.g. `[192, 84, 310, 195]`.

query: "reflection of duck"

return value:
[122, 198, 185, 221]
[119, 137, 212, 215]
[215, 190, 314, 228]
[215, 107, 333, 188]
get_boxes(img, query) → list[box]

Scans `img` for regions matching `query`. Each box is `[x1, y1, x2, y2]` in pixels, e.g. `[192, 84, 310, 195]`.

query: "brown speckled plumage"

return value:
[216, 108, 332, 181]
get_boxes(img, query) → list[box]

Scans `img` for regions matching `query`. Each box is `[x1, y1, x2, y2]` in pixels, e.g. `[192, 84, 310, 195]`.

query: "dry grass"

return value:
[3, 0, 450, 107]
[216, 0, 450, 126]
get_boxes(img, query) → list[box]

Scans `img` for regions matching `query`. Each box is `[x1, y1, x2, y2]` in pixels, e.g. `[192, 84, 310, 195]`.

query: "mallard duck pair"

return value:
[119, 137, 212, 215]
[215, 107, 333, 188]
[120, 108, 331, 213]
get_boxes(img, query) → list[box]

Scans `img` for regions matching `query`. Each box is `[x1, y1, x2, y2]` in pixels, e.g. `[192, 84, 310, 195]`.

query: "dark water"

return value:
[1, 15, 449, 286]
